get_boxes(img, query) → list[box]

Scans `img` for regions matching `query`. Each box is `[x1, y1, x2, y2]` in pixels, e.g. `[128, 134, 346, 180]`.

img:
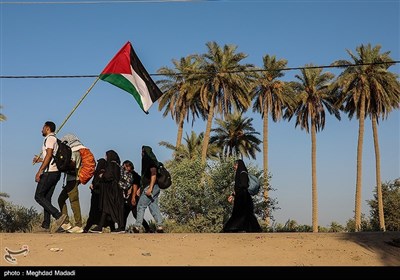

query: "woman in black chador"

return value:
[223, 159, 262, 233]
[89, 150, 124, 233]
[83, 158, 106, 233]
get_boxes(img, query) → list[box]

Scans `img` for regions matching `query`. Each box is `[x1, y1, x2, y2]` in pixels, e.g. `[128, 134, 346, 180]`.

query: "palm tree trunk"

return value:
[263, 102, 270, 226]
[372, 115, 385, 231]
[176, 115, 185, 148]
[355, 94, 366, 232]
[201, 97, 215, 164]
[311, 122, 318, 233]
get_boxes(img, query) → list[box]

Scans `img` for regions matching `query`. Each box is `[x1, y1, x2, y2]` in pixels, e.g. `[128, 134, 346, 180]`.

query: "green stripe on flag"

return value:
[99, 73, 145, 111]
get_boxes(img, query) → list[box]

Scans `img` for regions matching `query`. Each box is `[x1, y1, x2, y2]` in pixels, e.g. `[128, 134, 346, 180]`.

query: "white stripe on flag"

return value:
[122, 69, 153, 112]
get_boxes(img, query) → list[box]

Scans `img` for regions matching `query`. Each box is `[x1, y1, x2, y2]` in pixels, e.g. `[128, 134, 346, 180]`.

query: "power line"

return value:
[1, 61, 398, 79]
[0, 0, 205, 4]
[1, 0, 397, 4]
[0, 75, 99, 79]
[172, 61, 399, 77]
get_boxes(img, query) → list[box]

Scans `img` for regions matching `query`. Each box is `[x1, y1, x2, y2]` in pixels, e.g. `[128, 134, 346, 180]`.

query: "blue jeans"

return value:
[34, 171, 62, 228]
[134, 184, 163, 228]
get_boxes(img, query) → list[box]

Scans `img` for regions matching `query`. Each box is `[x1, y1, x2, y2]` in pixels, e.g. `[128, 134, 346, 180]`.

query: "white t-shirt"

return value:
[43, 134, 58, 172]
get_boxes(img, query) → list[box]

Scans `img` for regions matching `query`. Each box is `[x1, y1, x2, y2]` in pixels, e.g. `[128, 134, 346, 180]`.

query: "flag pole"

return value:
[33, 76, 100, 165]
[56, 76, 100, 134]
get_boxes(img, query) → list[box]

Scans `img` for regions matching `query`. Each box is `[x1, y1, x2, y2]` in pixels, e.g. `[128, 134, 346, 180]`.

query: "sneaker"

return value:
[61, 223, 72, 231]
[83, 224, 94, 233]
[89, 226, 103, 233]
[67, 226, 84, 233]
[51, 214, 67, 233]
[41, 223, 50, 229]
[111, 228, 125, 234]
[156, 226, 164, 233]
[132, 226, 140, 233]
[55, 227, 67, 233]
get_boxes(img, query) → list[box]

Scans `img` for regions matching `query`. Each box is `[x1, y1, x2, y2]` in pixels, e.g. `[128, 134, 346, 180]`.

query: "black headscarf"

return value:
[106, 150, 121, 165]
[141, 146, 158, 177]
[91, 158, 106, 189]
[141, 146, 158, 187]
[235, 159, 248, 189]
[94, 158, 107, 178]
[103, 150, 121, 184]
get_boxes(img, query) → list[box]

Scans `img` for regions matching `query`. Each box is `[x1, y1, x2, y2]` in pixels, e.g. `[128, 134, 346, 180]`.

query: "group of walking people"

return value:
[85, 148, 163, 234]
[33, 121, 164, 234]
[33, 121, 261, 234]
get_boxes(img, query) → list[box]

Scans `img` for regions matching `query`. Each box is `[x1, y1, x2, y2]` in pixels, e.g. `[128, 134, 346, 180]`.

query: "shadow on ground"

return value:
[340, 231, 400, 266]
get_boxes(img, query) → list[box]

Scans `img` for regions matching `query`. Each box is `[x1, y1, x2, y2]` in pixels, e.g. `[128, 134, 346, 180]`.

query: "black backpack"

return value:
[45, 136, 74, 173]
[157, 163, 172, 190]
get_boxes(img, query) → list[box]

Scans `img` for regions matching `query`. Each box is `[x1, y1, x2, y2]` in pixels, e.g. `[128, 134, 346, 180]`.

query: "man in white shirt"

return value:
[33, 121, 67, 233]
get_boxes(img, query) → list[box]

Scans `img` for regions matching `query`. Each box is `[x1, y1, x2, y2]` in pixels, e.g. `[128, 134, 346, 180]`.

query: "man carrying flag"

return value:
[99, 41, 164, 114]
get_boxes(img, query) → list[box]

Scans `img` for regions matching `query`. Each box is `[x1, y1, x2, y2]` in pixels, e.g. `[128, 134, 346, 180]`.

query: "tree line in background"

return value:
[156, 42, 400, 232]
[1, 173, 399, 233]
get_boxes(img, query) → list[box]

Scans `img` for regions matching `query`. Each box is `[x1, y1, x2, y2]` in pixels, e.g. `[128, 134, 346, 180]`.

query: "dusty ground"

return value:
[1, 231, 399, 268]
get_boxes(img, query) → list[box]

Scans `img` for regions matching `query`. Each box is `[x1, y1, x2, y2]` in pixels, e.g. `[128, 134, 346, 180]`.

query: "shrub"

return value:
[368, 179, 400, 231]
[0, 201, 40, 232]
[159, 157, 278, 232]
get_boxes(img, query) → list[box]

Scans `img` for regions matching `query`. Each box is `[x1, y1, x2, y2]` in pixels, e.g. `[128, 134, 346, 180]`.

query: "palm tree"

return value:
[251, 54, 292, 224]
[157, 56, 205, 147]
[0, 105, 6, 121]
[159, 131, 219, 162]
[197, 42, 254, 164]
[210, 112, 261, 159]
[285, 65, 339, 232]
[332, 44, 400, 231]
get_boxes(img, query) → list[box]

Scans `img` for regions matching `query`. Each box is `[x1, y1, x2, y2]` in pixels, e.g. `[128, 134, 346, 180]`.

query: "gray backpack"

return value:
[241, 171, 261, 196]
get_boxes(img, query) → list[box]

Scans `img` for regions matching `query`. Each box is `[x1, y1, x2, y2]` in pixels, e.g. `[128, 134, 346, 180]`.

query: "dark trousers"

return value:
[97, 213, 116, 231]
[123, 198, 151, 232]
[34, 171, 61, 228]
[84, 191, 101, 232]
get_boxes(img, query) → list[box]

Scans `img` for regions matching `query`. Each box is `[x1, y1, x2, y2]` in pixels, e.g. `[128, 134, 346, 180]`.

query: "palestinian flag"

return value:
[99, 41, 163, 114]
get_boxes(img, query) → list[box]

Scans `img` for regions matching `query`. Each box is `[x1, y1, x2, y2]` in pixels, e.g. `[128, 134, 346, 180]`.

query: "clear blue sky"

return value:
[1, 0, 399, 227]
